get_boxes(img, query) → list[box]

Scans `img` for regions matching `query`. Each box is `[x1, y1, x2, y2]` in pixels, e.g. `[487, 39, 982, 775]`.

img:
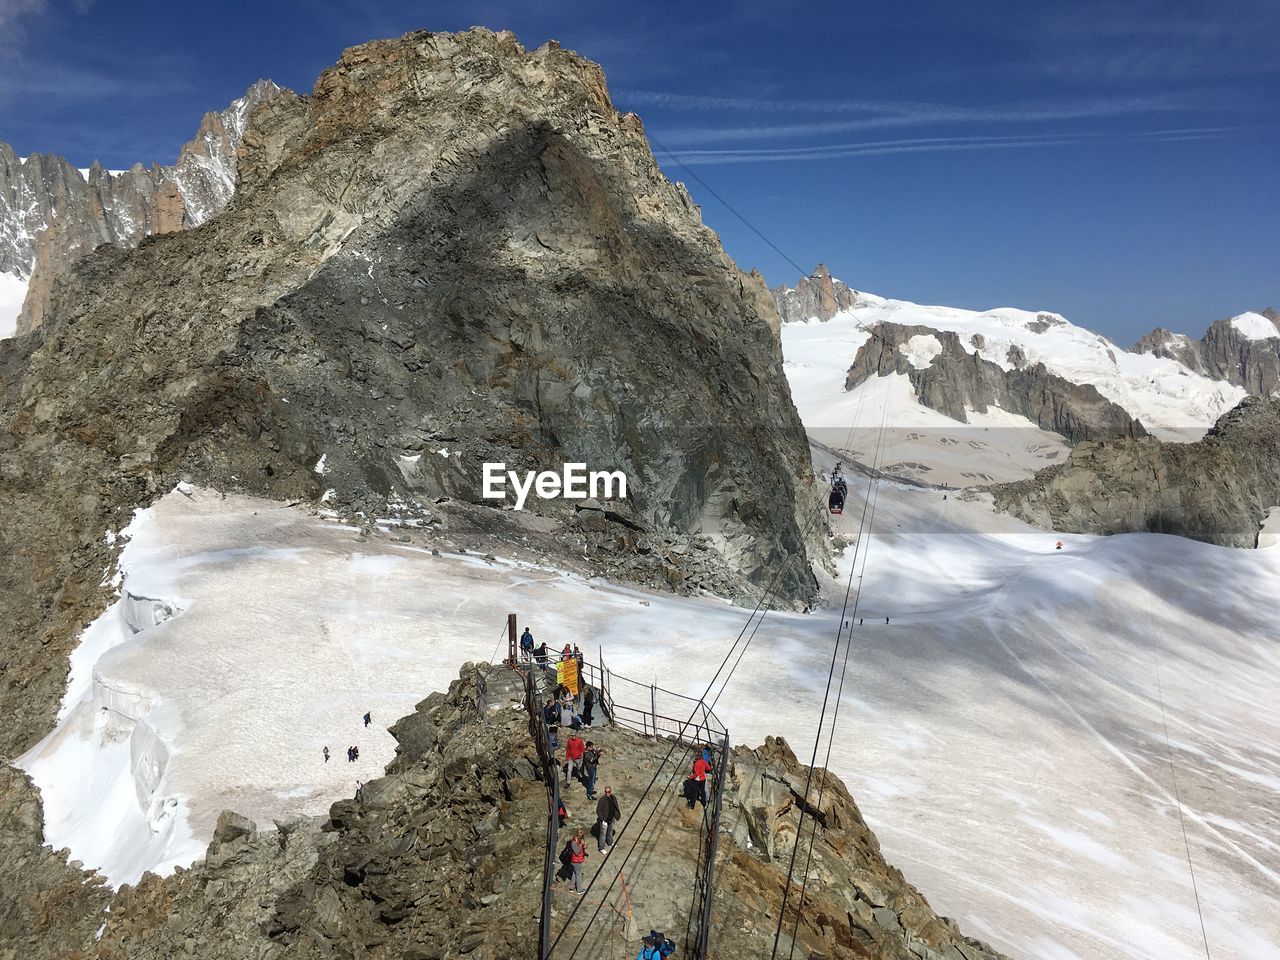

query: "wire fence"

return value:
[500, 630, 730, 959]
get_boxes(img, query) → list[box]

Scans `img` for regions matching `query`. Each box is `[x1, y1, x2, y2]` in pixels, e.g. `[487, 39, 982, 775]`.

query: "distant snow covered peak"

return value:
[781, 291, 1247, 443]
[0, 79, 289, 338]
[1229, 310, 1280, 341]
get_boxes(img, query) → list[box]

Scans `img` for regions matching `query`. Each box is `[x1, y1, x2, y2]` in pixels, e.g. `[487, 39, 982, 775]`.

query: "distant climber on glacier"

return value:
[323, 746, 330, 763]
[363, 711, 371, 727]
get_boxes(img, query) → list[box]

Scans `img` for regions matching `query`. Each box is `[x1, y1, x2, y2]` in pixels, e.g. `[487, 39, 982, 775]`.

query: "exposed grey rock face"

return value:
[987, 396, 1280, 547]
[0, 663, 1008, 960]
[1131, 309, 1280, 397]
[0, 80, 284, 334]
[772, 261, 861, 323]
[0, 29, 823, 757]
[846, 321, 1148, 443]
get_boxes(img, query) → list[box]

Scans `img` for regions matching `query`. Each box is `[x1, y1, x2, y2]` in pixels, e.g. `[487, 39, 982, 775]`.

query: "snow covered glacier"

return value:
[18, 476, 1280, 960]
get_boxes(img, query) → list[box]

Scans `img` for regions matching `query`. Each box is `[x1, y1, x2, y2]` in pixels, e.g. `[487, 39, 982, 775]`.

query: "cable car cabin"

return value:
[828, 489, 846, 514]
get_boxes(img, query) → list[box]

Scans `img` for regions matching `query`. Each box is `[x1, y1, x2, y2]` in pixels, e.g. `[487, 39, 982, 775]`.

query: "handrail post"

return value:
[507, 612, 518, 666]
[650, 683, 658, 741]
[697, 729, 731, 960]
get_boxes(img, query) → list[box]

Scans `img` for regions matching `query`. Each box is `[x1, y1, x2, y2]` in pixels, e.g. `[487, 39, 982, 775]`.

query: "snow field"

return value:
[18, 484, 1280, 959]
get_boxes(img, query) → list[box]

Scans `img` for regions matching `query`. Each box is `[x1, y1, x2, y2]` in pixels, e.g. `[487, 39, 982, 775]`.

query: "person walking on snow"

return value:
[564, 732, 586, 783]
[363, 711, 371, 728]
[567, 829, 588, 894]
[323, 746, 330, 763]
[520, 627, 535, 659]
[597, 786, 621, 852]
[582, 741, 602, 799]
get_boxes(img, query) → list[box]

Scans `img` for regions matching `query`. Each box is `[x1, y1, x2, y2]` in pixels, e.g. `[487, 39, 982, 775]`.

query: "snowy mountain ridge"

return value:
[1132, 307, 1280, 397]
[0, 79, 285, 338]
[781, 290, 1247, 444]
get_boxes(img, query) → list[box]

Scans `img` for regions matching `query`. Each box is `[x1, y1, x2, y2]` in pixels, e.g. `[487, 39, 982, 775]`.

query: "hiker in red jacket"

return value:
[564, 732, 586, 784]
[567, 828, 588, 894]
[687, 751, 712, 810]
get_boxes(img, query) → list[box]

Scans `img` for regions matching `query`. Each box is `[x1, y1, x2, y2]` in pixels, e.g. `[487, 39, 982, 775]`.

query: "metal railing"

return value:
[506, 632, 729, 960]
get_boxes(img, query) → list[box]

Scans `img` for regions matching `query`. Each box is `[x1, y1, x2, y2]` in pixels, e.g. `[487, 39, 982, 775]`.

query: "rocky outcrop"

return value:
[1131, 310, 1280, 397]
[847, 321, 1148, 443]
[0, 29, 823, 757]
[772, 262, 861, 323]
[0, 664, 1008, 960]
[987, 396, 1280, 546]
[0, 80, 284, 336]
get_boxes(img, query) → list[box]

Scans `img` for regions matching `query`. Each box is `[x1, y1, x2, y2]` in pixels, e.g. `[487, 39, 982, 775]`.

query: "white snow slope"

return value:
[19, 484, 1280, 960]
[1230, 311, 1280, 341]
[781, 294, 1248, 446]
[0, 270, 27, 339]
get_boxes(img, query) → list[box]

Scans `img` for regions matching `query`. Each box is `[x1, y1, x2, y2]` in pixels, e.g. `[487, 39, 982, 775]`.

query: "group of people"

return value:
[522, 623, 712, 959]
[321, 710, 375, 773]
[520, 627, 589, 677]
[558, 784, 624, 896]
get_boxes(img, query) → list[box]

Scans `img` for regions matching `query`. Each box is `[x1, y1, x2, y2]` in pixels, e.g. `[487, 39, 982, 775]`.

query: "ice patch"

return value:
[902, 333, 943, 369]
[0, 269, 28, 339]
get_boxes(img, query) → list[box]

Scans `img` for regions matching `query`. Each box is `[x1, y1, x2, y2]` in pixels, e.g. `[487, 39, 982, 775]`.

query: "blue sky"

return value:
[1, 0, 1276, 344]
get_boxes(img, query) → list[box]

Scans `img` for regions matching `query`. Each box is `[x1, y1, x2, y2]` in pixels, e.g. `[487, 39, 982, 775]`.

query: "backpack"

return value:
[649, 931, 676, 958]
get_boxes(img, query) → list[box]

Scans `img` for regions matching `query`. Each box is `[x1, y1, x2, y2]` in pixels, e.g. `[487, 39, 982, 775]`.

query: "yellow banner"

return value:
[557, 659, 579, 696]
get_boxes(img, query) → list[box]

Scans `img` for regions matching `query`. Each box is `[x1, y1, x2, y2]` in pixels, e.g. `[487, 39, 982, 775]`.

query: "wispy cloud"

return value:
[0, 0, 45, 51]
[652, 128, 1240, 166]
[641, 94, 1205, 147]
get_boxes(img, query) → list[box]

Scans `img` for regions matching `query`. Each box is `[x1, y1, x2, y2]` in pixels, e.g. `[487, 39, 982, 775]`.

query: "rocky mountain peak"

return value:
[0, 27, 824, 753]
[0, 79, 289, 338]
[1129, 309, 1280, 397]
[771, 261, 860, 323]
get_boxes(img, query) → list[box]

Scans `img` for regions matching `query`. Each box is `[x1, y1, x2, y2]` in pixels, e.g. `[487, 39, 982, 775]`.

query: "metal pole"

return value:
[507, 612, 518, 666]
[698, 729, 730, 960]
[651, 683, 658, 741]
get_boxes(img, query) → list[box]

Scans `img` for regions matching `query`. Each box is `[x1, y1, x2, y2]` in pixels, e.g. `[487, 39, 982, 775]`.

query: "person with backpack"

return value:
[563, 732, 586, 783]
[544, 699, 561, 750]
[647, 930, 677, 958]
[637, 932, 676, 959]
[557, 798, 569, 828]
[582, 741, 602, 799]
[687, 751, 712, 809]
[520, 627, 535, 660]
[534, 642, 550, 671]
[596, 785, 621, 852]
[566, 829, 588, 894]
